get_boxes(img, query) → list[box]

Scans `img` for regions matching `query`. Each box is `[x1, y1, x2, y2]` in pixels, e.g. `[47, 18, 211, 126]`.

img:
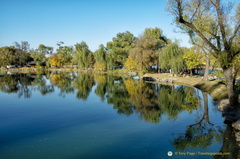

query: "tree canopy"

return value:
[106, 31, 135, 68]
[166, 0, 240, 106]
[127, 28, 167, 73]
[94, 44, 107, 71]
[160, 41, 185, 74]
[31, 44, 53, 66]
[73, 41, 91, 69]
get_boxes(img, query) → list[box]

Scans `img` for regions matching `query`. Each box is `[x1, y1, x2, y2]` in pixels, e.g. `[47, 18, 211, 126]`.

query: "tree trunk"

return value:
[223, 66, 238, 107]
[202, 53, 210, 81]
[202, 91, 209, 124]
[190, 69, 192, 77]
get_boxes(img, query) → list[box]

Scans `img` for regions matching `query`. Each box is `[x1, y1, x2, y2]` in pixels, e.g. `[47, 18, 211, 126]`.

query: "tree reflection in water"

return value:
[32, 73, 54, 96]
[50, 72, 74, 97]
[73, 73, 95, 100]
[170, 91, 223, 150]
[94, 75, 107, 101]
[170, 91, 240, 158]
[0, 73, 216, 122]
[0, 73, 54, 98]
[0, 72, 239, 156]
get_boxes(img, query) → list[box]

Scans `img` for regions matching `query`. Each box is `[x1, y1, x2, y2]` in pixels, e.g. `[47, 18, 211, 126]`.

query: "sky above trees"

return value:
[0, 0, 191, 51]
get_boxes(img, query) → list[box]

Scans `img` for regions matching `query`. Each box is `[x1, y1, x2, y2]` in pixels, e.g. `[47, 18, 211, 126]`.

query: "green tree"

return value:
[31, 44, 53, 66]
[14, 41, 32, 66]
[166, 0, 240, 106]
[129, 28, 167, 74]
[87, 52, 95, 68]
[56, 42, 73, 67]
[0, 46, 18, 67]
[106, 31, 135, 68]
[73, 41, 91, 69]
[94, 44, 107, 71]
[159, 42, 185, 74]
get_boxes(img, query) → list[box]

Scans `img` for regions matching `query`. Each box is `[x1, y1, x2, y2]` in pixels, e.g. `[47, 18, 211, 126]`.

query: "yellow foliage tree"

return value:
[125, 56, 137, 71]
[183, 48, 200, 76]
[94, 62, 107, 71]
[49, 53, 61, 67]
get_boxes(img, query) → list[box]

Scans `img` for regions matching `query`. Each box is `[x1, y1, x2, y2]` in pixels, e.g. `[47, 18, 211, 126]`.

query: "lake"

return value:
[0, 72, 238, 159]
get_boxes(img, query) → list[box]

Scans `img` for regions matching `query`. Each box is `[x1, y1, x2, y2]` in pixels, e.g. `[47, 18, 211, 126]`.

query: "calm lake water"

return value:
[0, 72, 238, 159]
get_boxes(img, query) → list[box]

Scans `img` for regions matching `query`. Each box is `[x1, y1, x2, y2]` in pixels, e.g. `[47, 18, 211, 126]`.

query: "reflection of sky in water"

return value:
[0, 74, 227, 159]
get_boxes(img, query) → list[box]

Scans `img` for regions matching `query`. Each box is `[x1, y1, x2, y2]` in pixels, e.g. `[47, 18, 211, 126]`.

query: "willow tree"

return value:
[160, 42, 185, 74]
[166, 0, 240, 106]
[73, 41, 91, 69]
[94, 44, 107, 71]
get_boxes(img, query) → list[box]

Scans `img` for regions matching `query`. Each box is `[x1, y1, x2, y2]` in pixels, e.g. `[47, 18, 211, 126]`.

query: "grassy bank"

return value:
[195, 80, 228, 100]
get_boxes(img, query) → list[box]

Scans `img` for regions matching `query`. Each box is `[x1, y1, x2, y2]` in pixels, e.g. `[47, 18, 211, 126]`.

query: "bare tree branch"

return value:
[229, 22, 240, 45]
[178, 17, 219, 53]
[215, 0, 231, 52]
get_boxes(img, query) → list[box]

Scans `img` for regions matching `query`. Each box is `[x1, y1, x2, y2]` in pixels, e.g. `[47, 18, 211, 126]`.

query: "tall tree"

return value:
[94, 44, 107, 71]
[159, 41, 185, 74]
[14, 41, 30, 52]
[106, 31, 135, 68]
[129, 28, 167, 74]
[14, 41, 32, 66]
[73, 41, 91, 69]
[31, 44, 53, 66]
[166, 0, 240, 106]
[56, 42, 73, 67]
[87, 52, 95, 68]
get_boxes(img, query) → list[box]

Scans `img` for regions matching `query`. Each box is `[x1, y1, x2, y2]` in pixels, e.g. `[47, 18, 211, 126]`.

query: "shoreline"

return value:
[143, 73, 230, 101]
[1, 68, 237, 102]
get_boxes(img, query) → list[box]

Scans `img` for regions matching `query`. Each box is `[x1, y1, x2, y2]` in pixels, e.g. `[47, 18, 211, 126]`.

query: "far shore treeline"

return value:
[0, 28, 191, 74]
[0, 28, 225, 76]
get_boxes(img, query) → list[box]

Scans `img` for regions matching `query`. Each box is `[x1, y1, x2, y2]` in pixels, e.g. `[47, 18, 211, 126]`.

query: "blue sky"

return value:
[0, 0, 191, 51]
